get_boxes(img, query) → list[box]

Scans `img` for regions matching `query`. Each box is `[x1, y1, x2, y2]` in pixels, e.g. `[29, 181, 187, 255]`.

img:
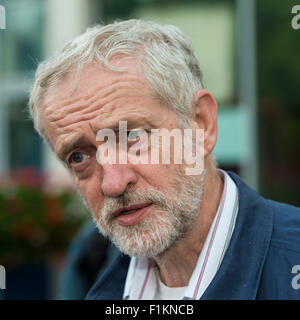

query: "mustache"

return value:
[101, 187, 171, 220]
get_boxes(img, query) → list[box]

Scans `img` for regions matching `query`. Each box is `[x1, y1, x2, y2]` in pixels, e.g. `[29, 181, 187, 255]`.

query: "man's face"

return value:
[42, 58, 205, 257]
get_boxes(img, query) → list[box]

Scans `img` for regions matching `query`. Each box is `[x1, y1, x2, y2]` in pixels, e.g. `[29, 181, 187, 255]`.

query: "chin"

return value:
[109, 222, 182, 258]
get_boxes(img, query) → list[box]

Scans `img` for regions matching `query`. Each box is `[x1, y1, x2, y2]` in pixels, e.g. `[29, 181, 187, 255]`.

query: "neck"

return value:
[152, 158, 223, 287]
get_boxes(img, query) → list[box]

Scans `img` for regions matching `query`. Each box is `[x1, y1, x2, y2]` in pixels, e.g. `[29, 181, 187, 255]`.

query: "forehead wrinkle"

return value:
[89, 93, 174, 133]
[43, 82, 118, 123]
[52, 93, 130, 131]
[44, 77, 148, 130]
[45, 74, 144, 111]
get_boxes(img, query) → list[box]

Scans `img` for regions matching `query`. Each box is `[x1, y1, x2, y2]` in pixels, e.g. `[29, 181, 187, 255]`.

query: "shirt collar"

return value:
[123, 170, 239, 300]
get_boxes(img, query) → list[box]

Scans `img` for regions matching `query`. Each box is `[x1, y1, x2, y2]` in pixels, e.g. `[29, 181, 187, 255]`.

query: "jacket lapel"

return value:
[201, 172, 274, 299]
[86, 253, 130, 300]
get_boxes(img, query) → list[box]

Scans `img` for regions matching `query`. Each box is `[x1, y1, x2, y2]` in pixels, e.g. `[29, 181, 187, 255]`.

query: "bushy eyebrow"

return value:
[56, 135, 92, 161]
[91, 115, 153, 133]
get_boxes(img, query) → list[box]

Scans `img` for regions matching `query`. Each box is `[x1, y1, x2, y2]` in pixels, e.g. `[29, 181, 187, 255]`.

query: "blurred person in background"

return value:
[28, 19, 300, 300]
[60, 222, 119, 300]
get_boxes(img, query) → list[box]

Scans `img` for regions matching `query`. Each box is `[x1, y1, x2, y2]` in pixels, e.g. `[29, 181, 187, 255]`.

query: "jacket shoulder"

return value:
[267, 199, 300, 250]
[257, 201, 300, 299]
[228, 170, 300, 250]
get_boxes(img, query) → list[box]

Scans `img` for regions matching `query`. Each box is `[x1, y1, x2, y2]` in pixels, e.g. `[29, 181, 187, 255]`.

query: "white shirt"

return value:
[154, 270, 187, 300]
[123, 170, 239, 300]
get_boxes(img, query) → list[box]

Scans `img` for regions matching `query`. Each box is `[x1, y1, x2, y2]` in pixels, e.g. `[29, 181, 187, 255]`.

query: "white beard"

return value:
[91, 167, 205, 258]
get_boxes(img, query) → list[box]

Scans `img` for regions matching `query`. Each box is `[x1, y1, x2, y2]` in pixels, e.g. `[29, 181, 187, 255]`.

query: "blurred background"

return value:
[0, 0, 299, 299]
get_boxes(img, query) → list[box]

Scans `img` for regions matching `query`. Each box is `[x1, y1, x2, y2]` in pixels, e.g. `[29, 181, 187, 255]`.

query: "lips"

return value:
[113, 203, 152, 226]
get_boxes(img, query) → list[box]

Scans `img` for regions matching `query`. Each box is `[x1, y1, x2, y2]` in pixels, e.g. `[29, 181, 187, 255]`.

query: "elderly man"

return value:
[29, 20, 300, 300]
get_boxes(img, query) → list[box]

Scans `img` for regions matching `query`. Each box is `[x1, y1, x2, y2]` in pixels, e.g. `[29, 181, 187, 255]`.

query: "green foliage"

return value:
[105, 0, 139, 22]
[257, 0, 300, 108]
[0, 168, 88, 267]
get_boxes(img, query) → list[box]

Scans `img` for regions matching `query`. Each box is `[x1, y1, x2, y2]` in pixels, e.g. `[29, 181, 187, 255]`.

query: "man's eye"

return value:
[69, 152, 88, 164]
[127, 129, 147, 141]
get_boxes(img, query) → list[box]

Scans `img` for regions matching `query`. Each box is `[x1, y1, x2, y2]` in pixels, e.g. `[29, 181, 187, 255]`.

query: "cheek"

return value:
[77, 174, 104, 219]
[138, 163, 176, 190]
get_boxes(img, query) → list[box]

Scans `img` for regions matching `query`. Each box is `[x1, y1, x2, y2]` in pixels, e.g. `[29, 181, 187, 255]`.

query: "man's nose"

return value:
[101, 164, 138, 198]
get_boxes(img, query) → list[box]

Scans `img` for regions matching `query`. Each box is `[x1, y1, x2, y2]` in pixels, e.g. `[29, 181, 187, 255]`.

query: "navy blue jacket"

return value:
[86, 172, 300, 300]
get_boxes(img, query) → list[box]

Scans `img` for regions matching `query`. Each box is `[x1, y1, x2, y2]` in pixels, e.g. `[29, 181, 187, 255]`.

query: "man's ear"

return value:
[192, 90, 218, 157]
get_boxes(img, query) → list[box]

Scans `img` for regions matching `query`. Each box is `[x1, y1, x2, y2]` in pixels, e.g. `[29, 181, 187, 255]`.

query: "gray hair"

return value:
[29, 19, 204, 143]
